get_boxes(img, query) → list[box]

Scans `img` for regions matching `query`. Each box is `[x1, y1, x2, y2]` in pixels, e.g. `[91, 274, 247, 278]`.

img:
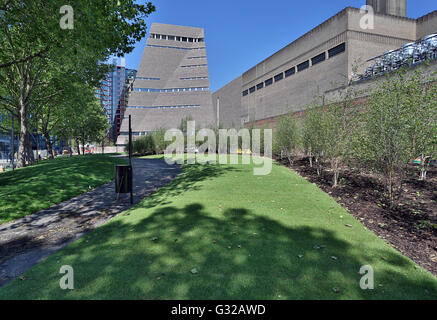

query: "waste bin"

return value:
[115, 164, 132, 193]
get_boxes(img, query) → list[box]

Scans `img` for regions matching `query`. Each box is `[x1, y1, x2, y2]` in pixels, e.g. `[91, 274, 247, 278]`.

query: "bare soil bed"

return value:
[278, 157, 437, 276]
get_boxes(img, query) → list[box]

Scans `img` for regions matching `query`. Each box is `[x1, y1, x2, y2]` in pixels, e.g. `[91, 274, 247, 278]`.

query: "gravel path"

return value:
[0, 157, 180, 287]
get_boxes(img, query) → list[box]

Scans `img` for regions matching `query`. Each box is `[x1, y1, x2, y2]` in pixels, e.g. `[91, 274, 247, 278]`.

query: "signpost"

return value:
[129, 115, 133, 205]
[114, 115, 134, 204]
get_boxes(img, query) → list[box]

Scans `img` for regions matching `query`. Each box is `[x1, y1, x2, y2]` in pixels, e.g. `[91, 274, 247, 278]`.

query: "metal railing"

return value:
[353, 33, 437, 82]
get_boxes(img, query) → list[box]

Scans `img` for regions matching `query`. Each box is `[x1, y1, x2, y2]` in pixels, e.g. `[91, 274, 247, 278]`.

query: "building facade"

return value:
[96, 58, 137, 142]
[212, 0, 437, 129]
[116, 23, 215, 145]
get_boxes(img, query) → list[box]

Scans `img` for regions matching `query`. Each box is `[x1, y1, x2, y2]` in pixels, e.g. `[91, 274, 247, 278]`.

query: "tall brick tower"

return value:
[117, 23, 214, 145]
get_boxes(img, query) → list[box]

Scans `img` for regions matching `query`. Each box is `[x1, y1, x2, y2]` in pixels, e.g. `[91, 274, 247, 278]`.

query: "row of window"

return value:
[133, 87, 209, 93]
[187, 56, 207, 60]
[127, 104, 201, 110]
[180, 76, 209, 80]
[150, 33, 204, 43]
[181, 64, 208, 68]
[147, 44, 206, 51]
[242, 43, 346, 97]
[136, 77, 160, 80]
[135, 76, 208, 81]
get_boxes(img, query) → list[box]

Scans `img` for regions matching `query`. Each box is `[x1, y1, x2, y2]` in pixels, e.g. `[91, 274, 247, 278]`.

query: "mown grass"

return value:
[1, 157, 436, 299]
[0, 155, 127, 224]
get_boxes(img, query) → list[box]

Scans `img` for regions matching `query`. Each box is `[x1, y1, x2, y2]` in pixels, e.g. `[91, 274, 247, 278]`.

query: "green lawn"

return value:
[0, 154, 127, 224]
[1, 157, 436, 299]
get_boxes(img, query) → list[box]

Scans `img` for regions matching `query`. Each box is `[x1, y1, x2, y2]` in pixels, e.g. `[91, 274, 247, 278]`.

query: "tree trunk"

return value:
[17, 99, 29, 168]
[332, 159, 339, 188]
[69, 137, 73, 157]
[26, 132, 35, 164]
[387, 167, 395, 209]
[76, 138, 81, 155]
[309, 149, 313, 167]
[81, 134, 85, 155]
[43, 132, 53, 159]
[419, 154, 427, 181]
[315, 157, 322, 176]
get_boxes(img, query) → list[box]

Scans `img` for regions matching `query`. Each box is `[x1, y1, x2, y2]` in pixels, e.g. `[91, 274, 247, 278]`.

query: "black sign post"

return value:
[129, 115, 133, 205]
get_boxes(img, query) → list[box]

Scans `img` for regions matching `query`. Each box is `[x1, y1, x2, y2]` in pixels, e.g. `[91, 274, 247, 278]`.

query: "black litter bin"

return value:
[115, 164, 132, 193]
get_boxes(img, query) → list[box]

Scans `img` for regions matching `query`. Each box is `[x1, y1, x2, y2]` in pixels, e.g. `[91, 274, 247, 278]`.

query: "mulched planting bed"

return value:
[277, 156, 437, 276]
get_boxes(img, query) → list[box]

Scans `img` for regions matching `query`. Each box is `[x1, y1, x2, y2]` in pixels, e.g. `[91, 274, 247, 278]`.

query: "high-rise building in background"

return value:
[96, 58, 137, 142]
[114, 68, 137, 140]
[116, 23, 214, 145]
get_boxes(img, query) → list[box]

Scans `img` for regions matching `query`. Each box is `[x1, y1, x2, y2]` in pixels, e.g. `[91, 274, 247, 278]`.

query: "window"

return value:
[311, 52, 326, 65]
[328, 43, 346, 58]
[168, 36, 175, 41]
[242, 90, 249, 97]
[181, 64, 208, 68]
[297, 60, 309, 72]
[265, 78, 273, 86]
[198, 38, 204, 42]
[182, 37, 187, 42]
[176, 36, 181, 41]
[147, 45, 206, 51]
[285, 67, 295, 77]
[188, 38, 194, 42]
[274, 72, 284, 82]
[134, 87, 209, 93]
[249, 86, 256, 93]
[161, 35, 167, 40]
[256, 82, 264, 90]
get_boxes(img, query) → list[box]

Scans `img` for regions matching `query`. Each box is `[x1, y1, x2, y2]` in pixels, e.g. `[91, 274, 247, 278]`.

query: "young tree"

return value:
[403, 70, 437, 181]
[302, 106, 329, 176]
[275, 112, 301, 165]
[323, 88, 359, 187]
[351, 70, 420, 207]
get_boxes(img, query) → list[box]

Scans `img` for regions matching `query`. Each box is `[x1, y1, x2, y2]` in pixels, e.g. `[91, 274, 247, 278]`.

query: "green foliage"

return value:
[131, 135, 155, 156]
[351, 69, 436, 206]
[129, 129, 170, 156]
[0, 0, 155, 166]
[302, 106, 330, 175]
[274, 112, 301, 164]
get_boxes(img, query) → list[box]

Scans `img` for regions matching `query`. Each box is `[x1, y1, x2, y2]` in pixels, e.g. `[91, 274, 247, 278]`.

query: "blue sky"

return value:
[123, 0, 436, 92]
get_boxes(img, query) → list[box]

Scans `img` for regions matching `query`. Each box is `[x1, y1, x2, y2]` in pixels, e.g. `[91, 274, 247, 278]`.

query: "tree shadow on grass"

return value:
[128, 162, 242, 210]
[0, 155, 126, 224]
[3, 201, 436, 300]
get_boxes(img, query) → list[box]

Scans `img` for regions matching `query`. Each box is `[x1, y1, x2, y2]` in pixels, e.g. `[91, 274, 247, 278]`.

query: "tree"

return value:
[323, 88, 359, 187]
[302, 106, 329, 176]
[274, 112, 301, 165]
[402, 70, 437, 181]
[351, 69, 426, 207]
[0, 0, 155, 167]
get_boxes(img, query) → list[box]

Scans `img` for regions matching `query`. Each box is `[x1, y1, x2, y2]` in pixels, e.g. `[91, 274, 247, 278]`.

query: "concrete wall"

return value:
[213, 6, 434, 130]
[416, 10, 437, 39]
[211, 76, 243, 128]
[367, 0, 407, 17]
